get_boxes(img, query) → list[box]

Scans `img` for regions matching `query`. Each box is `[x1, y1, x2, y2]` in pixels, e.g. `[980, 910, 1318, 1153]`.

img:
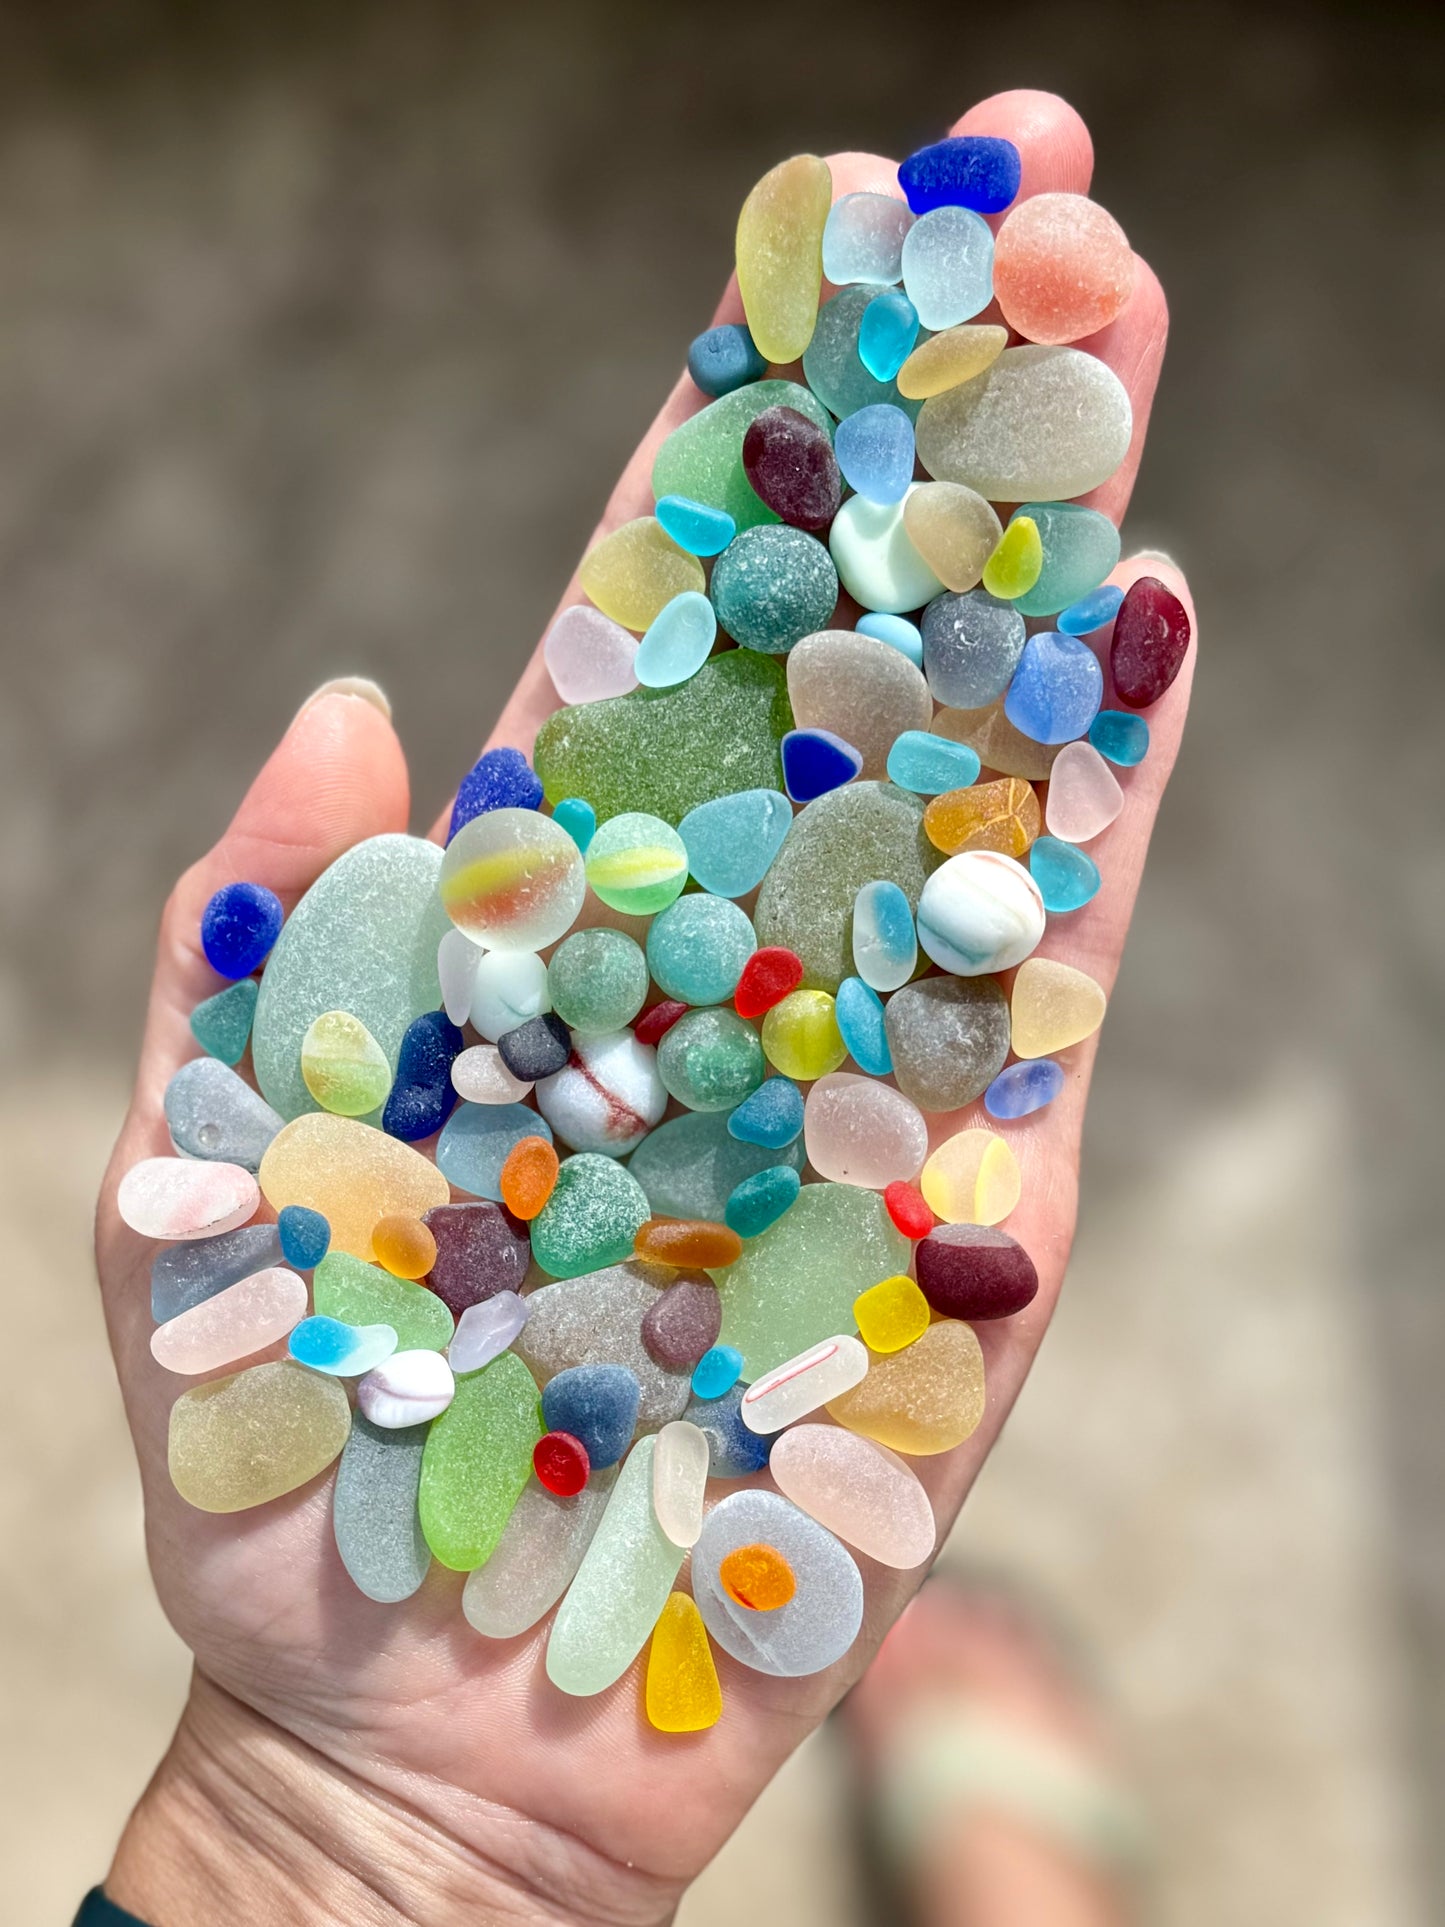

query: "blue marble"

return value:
[835, 977, 892, 1076]
[634, 589, 717, 688]
[886, 729, 981, 794]
[646, 895, 757, 1007]
[541, 1364, 641, 1471]
[277, 1204, 330, 1271]
[723, 1164, 801, 1239]
[1003, 631, 1104, 745]
[552, 796, 596, 853]
[1058, 583, 1126, 636]
[684, 1383, 773, 1477]
[382, 1010, 465, 1141]
[857, 612, 924, 666]
[436, 1102, 554, 1201]
[985, 1058, 1066, 1120]
[857, 290, 920, 383]
[781, 728, 863, 804]
[1089, 709, 1151, 767]
[200, 881, 283, 980]
[687, 322, 767, 399]
[1029, 836, 1101, 914]
[833, 403, 916, 506]
[727, 1076, 804, 1150]
[289, 1315, 397, 1377]
[692, 1344, 745, 1401]
[151, 1222, 283, 1324]
[655, 493, 736, 557]
[448, 747, 543, 841]
[680, 788, 793, 898]
[898, 135, 1022, 216]
[189, 978, 258, 1065]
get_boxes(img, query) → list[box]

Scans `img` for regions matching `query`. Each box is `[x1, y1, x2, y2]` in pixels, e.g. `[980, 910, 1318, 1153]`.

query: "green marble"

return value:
[419, 1351, 542, 1571]
[312, 1250, 454, 1352]
[652, 379, 833, 532]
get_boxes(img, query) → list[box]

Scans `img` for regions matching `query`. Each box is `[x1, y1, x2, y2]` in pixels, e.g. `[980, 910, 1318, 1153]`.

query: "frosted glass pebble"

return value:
[852, 878, 918, 993]
[724, 1164, 801, 1239]
[449, 1290, 530, 1375]
[902, 483, 1002, 594]
[922, 587, 1025, 708]
[1045, 741, 1124, 842]
[1005, 632, 1104, 744]
[915, 1223, 1039, 1320]
[740, 1333, 869, 1434]
[1012, 502, 1122, 620]
[530, 1154, 652, 1280]
[357, 1348, 456, 1427]
[543, 604, 640, 705]
[578, 518, 705, 632]
[150, 1265, 307, 1375]
[726, 1077, 804, 1150]
[1029, 835, 1101, 913]
[897, 323, 1008, 401]
[651, 1420, 711, 1547]
[1089, 709, 1150, 767]
[463, 1469, 615, 1639]
[735, 154, 831, 364]
[852, 1273, 931, 1353]
[161, 1057, 282, 1177]
[786, 631, 931, 782]
[834, 404, 916, 505]
[646, 895, 757, 1006]
[189, 978, 258, 1067]
[822, 190, 912, 285]
[634, 590, 717, 688]
[517, 1261, 693, 1429]
[437, 929, 481, 1026]
[448, 748, 543, 839]
[441, 809, 585, 951]
[419, 1350, 541, 1570]
[902, 205, 994, 330]
[804, 286, 923, 422]
[899, 134, 1021, 217]
[277, 1206, 327, 1271]
[451, 1044, 533, 1106]
[985, 1057, 1066, 1119]
[300, 1010, 393, 1118]
[687, 322, 767, 399]
[679, 788, 793, 899]
[692, 1489, 863, 1677]
[642, 1279, 721, 1371]
[1011, 958, 1107, 1058]
[168, 1360, 350, 1512]
[653, 380, 834, 534]
[151, 1222, 284, 1323]
[376, 1007, 461, 1139]
[373, 1215, 441, 1283]
[858, 289, 920, 382]
[994, 193, 1135, 345]
[829, 488, 945, 616]
[424, 1202, 529, 1316]
[542, 1363, 641, 1470]
[712, 525, 840, 658]
[835, 976, 892, 1076]
[629, 1111, 805, 1220]
[916, 851, 1045, 975]
[201, 880, 283, 979]
[646, 1592, 722, 1732]
[685, 1383, 772, 1476]
[924, 776, 1041, 860]
[654, 494, 736, 558]
[920, 1128, 1021, 1225]
[743, 404, 842, 534]
[657, 1007, 765, 1112]
[885, 975, 1011, 1112]
[981, 515, 1043, 600]
[828, 1320, 986, 1455]
[1059, 582, 1125, 635]
[916, 346, 1133, 503]
[435, 1102, 553, 1201]
[312, 1250, 452, 1351]
[469, 950, 550, 1041]
[1111, 575, 1192, 706]
[856, 612, 923, 664]
[289, 1315, 398, 1377]
[259, 1113, 448, 1257]
[333, 1414, 431, 1603]
[769, 1425, 935, 1568]
[804, 1073, 926, 1188]
[761, 989, 846, 1081]
[781, 728, 863, 804]
[118, 1157, 258, 1242]
[534, 1031, 666, 1156]
[552, 797, 597, 852]
[692, 1343, 744, 1401]
[886, 730, 981, 795]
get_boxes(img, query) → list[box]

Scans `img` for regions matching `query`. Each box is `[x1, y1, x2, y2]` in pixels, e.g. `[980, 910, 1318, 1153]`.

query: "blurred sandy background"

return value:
[1, 1, 1442, 1920]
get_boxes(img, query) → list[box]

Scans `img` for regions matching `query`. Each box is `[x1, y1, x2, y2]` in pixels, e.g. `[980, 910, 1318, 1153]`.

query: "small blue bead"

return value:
[1089, 709, 1151, 768]
[634, 590, 717, 688]
[541, 1364, 641, 1470]
[886, 729, 981, 794]
[782, 728, 863, 803]
[1058, 583, 1126, 636]
[278, 1204, 330, 1270]
[899, 135, 1022, 216]
[833, 403, 916, 505]
[1004, 631, 1104, 745]
[679, 788, 793, 898]
[692, 1344, 745, 1401]
[857, 612, 924, 666]
[724, 1164, 801, 1238]
[383, 1010, 465, 1141]
[655, 493, 736, 557]
[685, 1383, 773, 1476]
[200, 881, 284, 979]
[1029, 836, 1102, 914]
[985, 1059, 1066, 1120]
[835, 977, 892, 1075]
[552, 797, 596, 853]
[727, 1077, 804, 1150]
[448, 747, 543, 841]
[858, 289, 920, 383]
[687, 323, 767, 399]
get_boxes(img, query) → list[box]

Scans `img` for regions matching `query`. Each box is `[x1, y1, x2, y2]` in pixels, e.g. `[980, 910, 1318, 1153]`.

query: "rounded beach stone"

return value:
[931, 700, 1061, 784]
[899, 134, 1021, 216]
[451, 1044, 533, 1106]
[462, 1467, 616, 1640]
[852, 1273, 931, 1353]
[804, 286, 922, 423]
[647, 896, 757, 1007]
[548, 930, 650, 1035]
[646, 1592, 723, 1733]
[441, 809, 585, 952]
[1045, 742, 1125, 843]
[300, 1010, 392, 1118]
[828, 488, 945, 616]
[333, 1413, 431, 1603]
[119, 1157, 258, 1242]
[201, 880, 283, 980]
[761, 989, 846, 1081]
[692, 1489, 863, 1678]
[585, 811, 688, 915]
[1110, 575, 1192, 707]
[769, 1425, 936, 1569]
[1011, 957, 1108, 1058]
[469, 951, 550, 1042]
[920, 1128, 1021, 1225]
[921, 587, 1025, 709]
[517, 1260, 693, 1429]
[827, 1320, 986, 1455]
[530, 1154, 653, 1280]
[448, 747, 544, 840]
[786, 632, 931, 781]
[687, 321, 767, 399]
[578, 517, 705, 631]
[993, 193, 1135, 345]
[534, 1032, 666, 1157]
[804, 1073, 927, 1188]
[643, 1280, 722, 1372]
[916, 1224, 1040, 1320]
[1012, 502, 1122, 620]
[543, 603, 639, 704]
[1029, 835, 1101, 914]
[924, 776, 1041, 861]
[423, 1201, 530, 1316]
[916, 851, 1045, 975]
[652, 379, 833, 534]
[1005, 631, 1104, 744]
[163, 1056, 284, 1172]
[371, 1214, 437, 1280]
[679, 788, 793, 898]
[168, 1361, 350, 1512]
[985, 1057, 1066, 1119]
[657, 1008, 765, 1113]
[822, 190, 913, 286]
[357, 1349, 456, 1428]
[542, 1364, 642, 1470]
[260, 1113, 448, 1257]
[916, 346, 1133, 503]
[903, 483, 1002, 593]
[884, 976, 1011, 1113]
[634, 590, 717, 689]
[711, 525, 839, 656]
[902, 205, 994, 330]
[628, 1111, 805, 1221]
[741, 406, 842, 534]
[150, 1266, 308, 1376]
[897, 323, 1008, 401]
[735, 154, 831, 364]
[419, 1351, 542, 1570]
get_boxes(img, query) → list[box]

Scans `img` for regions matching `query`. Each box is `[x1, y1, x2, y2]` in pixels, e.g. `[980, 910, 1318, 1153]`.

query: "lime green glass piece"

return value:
[652, 380, 833, 533]
[312, 1250, 454, 1351]
[418, 1351, 542, 1571]
[300, 1010, 393, 1117]
[190, 978, 259, 1066]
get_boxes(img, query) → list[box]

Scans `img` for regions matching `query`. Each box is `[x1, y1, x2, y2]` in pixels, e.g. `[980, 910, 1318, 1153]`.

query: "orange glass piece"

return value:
[371, 1214, 438, 1281]
[499, 1135, 560, 1221]
[924, 776, 1041, 859]
[719, 1543, 797, 1612]
[635, 1217, 743, 1270]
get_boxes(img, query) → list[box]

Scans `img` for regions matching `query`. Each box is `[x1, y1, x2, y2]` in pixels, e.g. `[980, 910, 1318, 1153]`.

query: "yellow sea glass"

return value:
[896, 323, 1008, 400]
[852, 1274, 931, 1354]
[902, 483, 1002, 593]
[259, 1113, 450, 1258]
[300, 1010, 392, 1117]
[645, 1592, 723, 1733]
[827, 1320, 986, 1455]
[981, 516, 1043, 600]
[168, 1361, 351, 1512]
[1010, 958, 1107, 1058]
[760, 989, 846, 1081]
[578, 518, 705, 632]
[735, 154, 832, 365]
[924, 777, 1041, 859]
[920, 1129, 1021, 1226]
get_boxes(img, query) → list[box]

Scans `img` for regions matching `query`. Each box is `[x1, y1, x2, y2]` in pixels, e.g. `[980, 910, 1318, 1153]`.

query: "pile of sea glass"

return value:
[118, 134, 1188, 1733]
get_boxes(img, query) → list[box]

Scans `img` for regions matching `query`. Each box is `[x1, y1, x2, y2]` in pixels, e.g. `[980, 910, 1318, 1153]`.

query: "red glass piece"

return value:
[1110, 575, 1190, 709]
[734, 947, 805, 1020]
[884, 1180, 934, 1241]
[635, 1000, 689, 1048]
[533, 1430, 590, 1496]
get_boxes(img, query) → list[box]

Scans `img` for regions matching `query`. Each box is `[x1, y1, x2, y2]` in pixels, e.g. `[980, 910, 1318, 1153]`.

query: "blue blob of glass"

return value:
[1088, 709, 1151, 768]
[886, 730, 981, 794]
[858, 289, 920, 383]
[655, 493, 736, 557]
[833, 403, 916, 505]
[449, 747, 543, 841]
[724, 1165, 802, 1239]
[898, 135, 1022, 216]
[985, 1059, 1066, 1120]
[200, 881, 284, 980]
[1058, 583, 1126, 636]
[278, 1204, 330, 1271]
[552, 796, 596, 853]
[726, 1077, 804, 1150]
[1003, 631, 1104, 745]
[687, 323, 767, 399]
[1029, 836, 1101, 914]
[857, 612, 924, 666]
[835, 977, 892, 1075]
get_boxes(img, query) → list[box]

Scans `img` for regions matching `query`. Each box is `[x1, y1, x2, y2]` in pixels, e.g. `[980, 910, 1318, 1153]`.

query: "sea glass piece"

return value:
[920, 1128, 1021, 1225]
[653, 380, 833, 533]
[1005, 632, 1104, 744]
[711, 525, 839, 657]
[419, 1351, 541, 1571]
[679, 788, 792, 899]
[150, 1266, 307, 1375]
[449, 748, 543, 840]
[829, 488, 945, 615]
[313, 1250, 453, 1351]
[852, 1273, 931, 1354]
[163, 1056, 283, 1171]
[469, 951, 550, 1041]
[857, 611, 924, 664]
[720, 1544, 796, 1611]
[712, 1181, 909, 1377]
[742, 406, 841, 534]
[915, 1224, 1039, 1320]
[118, 1157, 258, 1241]
[835, 976, 891, 1076]
[424, 1200, 531, 1315]
[651, 1420, 711, 1548]
[448, 1290, 530, 1375]
[436, 1102, 553, 1202]
[1028, 835, 1102, 913]
[441, 808, 585, 952]
[769, 1425, 936, 1568]
[535, 1033, 666, 1158]
[1011, 957, 1107, 1058]
[981, 515, 1042, 600]
[543, 604, 639, 705]
[786, 631, 931, 781]
[858, 289, 920, 382]
[834, 404, 916, 505]
[734, 946, 805, 1020]
[687, 322, 767, 399]
[804, 286, 923, 422]
[357, 1348, 455, 1427]
[886, 731, 981, 797]
[1089, 709, 1150, 767]
[462, 1468, 616, 1639]
[884, 975, 1011, 1112]
[299, 1010, 392, 1118]
[168, 1360, 350, 1512]
[692, 1490, 863, 1677]
[924, 776, 1041, 860]
[902, 206, 994, 330]
[740, 1334, 868, 1434]
[1111, 575, 1191, 707]
[1059, 582, 1125, 636]
[724, 1164, 802, 1239]
[516, 1261, 692, 1428]
[899, 135, 1021, 215]
[902, 483, 1002, 594]
[201, 881, 283, 979]
[852, 878, 918, 993]
[497, 1014, 572, 1083]
[634, 590, 717, 688]
[726, 1077, 804, 1151]
[552, 797, 597, 852]
[685, 1383, 773, 1477]
[654, 494, 736, 558]
[803, 1073, 925, 1187]
[542, 1364, 641, 1470]
[986, 1058, 1065, 1121]
[897, 324, 1008, 401]
[921, 587, 1025, 708]
[277, 1205, 329, 1272]
[381, 1010, 463, 1141]
[289, 1315, 397, 1378]
[333, 1413, 432, 1602]
[578, 518, 705, 631]
[371, 1215, 436, 1280]
[1045, 742, 1124, 842]
[692, 1344, 744, 1401]
[647, 896, 756, 1007]
[735, 153, 831, 363]
[761, 989, 846, 1081]
[657, 1008, 765, 1113]
[916, 346, 1133, 502]
[646, 1593, 722, 1733]
[533, 1432, 590, 1496]
[260, 1113, 448, 1257]
[642, 1280, 722, 1372]
[151, 1222, 284, 1323]
[994, 193, 1135, 344]
[828, 1320, 986, 1454]
[451, 1044, 533, 1106]
[782, 728, 863, 803]
[252, 834, 449, 1124]
[636, 1218, 742, 1271]
[822, 190, 912, 285]
[531, 1154, 653, 1280]
[932, 700, 1061, 783]
[437, 929, 480, 1027]
[629, 1111, 805, 1219]
[189, 978, 258, 1067]
[916, 851, 1045, 975]
[1012, 503, 1122, 620]
[884, 1180, 934, 1241]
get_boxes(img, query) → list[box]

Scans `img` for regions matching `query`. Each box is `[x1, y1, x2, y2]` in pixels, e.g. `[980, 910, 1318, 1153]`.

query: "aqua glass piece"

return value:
[646, 895, 757, 1007]
[654, 493, 736, 557]
[723, 1164, 801, 1238]
[885, 730, 981, 794]
[858, 289, 920, 382]
[726, 1077, 804, 1150]
[803, 287, 925, 422]
[857, 612, 924, 666]
[1028, 835, 1102, 913]
[551, 797, 596, 852]
[835, 976, 892, 1075]
[634, 591, 717, 689]
[822, 191, 912, 287]
[852, 878, 919, 993]
[1088, 709, 1150, 767]
[189, 978, 259, 1066]
[629, 1111, 805, 1220]
[1058, 583, 1125, 636]
[1010, 503, 1122, 619]
[691, 1345, 744, 1401]
[902, 206, 994, 331]
[289, 1314, 397, 1377]
[711, 526, 839, 656]
[679, 788, 793, 898]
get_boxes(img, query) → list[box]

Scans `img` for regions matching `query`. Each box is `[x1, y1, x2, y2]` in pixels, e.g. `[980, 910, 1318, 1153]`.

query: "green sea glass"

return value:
[312, 1250, 454, 1351]
[418, 1351, 542, 1571]
[651, 380, 833, 533]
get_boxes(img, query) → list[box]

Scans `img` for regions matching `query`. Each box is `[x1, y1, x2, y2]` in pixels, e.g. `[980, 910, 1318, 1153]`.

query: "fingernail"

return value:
[1131, 547, 1181, 571]
[294, 676, 392, 722]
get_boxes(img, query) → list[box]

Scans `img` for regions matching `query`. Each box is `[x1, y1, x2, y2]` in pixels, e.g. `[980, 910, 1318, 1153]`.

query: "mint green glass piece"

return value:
[530, 1154, 652, 1280]
[418, 1351, 541, 1571]
[651, 380, 833, 532]
[656, 1008, 765, 1113]
[252, 835, 451, 1123]
[547, 928, 649, 1033]
[1009, 502, 1122, 619]
[546, 1435, 684, 1696]
[627, 1111, 806, 1220]
[190, 978, 259, 1066]
[313, 1250, 454, 1352]
[803, 287, 925, 422]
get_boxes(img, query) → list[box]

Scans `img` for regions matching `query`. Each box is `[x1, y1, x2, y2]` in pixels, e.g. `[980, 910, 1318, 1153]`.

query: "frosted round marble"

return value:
[585, 812, 689, 915]
[786, 631, 932, 782]
[916, 346, 1133, 503]
[634, 590, 717, 688]
[852, 878, 917, 993]
[441, 810, 585, 951]
[804, 1073, 928, 1188]
[1011, 958, 1108, 1058]
[448, 1290, 530, 1375]
[357, 1348, 456, 1427]
[469, 950, 550, 1041]
[451, 1044, 533, 1105]
[651, 1419, 711, 1548]
[920, 1129, 1021, 1225]
[534, 1031, 666, 1156]
[739, 1334, 869, 1434]
[822, 190, 913, 285]
[544, 604, 640, 704]
[646, 895, 757, 1007]
[1044, 741, 1125, 842]
[901, 205, 994, 330]
[829, 487, 946, 616]
[692, 1489, 863, 1678]
[769, 1425, 935, 1569]
[150, 1266, 307, 1376]
[437, 929, 480, 1025]
[118, 1158, 259, 1242]
[916, 851, 1045, 975]
[300, 1011, 392, 1118]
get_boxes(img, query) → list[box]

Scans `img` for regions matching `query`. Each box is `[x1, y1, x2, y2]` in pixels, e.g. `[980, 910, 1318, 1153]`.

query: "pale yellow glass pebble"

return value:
[259, 1113, 450, 1259]
[853, 1274, 931, 1354]
[578, 518, 706, 632]
[896, 323, 1008, 400]
[168, 1360, 352, 1512]
[981, 516, 1043, 600]
[919, 1128, 1021, 1226]
[300, 1010, 393, 1117]
[760, 989, 847, 1081]
[827, 1320, 986, 1455]
[902, 482, 1002, 593]
[1010, 957, 1107, 1059]
[735, 154, 832, 365]
[646, 1591, 723, 1733]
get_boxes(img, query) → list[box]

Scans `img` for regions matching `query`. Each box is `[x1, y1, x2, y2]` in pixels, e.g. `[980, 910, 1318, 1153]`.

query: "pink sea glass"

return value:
[1044, 742, 1124, 843]
[150, 1266, 308, 1375]
[118, 1157, 259, 1241]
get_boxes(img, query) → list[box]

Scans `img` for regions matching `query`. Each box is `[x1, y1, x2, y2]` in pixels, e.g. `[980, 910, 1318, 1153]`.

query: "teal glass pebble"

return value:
[711, 526, 840, 655]
[857, 612, 924, 666]
[278, 1203, 330, 1270]
[985, 1058, 1065, 1120]
[552, 796, 596, 853]
[1059, 583, 1125, 636]
[189, 978, 259, 1066]
[656, 1008, 765, 1112]
[1010, 503, 1122, 619]
[646, 895, 757, 1007]
[692, 1345, 744, 1401]
[901, 205, 994, 330]
[727, 1076, 804, 1149]
[834, 404, 916, 506]
[803, 287, 924, 421]
[835, 977, 892, 1075]
[723, 1164, 802, 1239]
[655, 493, 736, 558]
[1029, 836, 1101, 913]
[680, 788, 793, 898]
[437, 1102, 554, 1200]
[858, 289, 920, 382]
[634, 590, 717, 688]
[1089, 709, 1151, 767]
[531, 1153, 652, 1280]
[547, 928, 649, 1032]
[886, 730, 982, 794]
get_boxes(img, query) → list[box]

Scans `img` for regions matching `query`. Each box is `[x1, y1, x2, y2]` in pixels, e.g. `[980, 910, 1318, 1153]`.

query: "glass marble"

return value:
[761, 988, 846, 1081]
[547, 929, 649, 1034]
[834, 403, 916, 505]
[994, 193, 1135, 345]
[851, 878, 918, 993]
[1029, 834, 1102, 912]
[898, 134, 1021, 216]
[647, 895, 757, 1007]
[656, 1007, 765, 1113]
[653, 494, 736, 558]
[584, 811, 688, 914]
[577, 517, 705, 632]
[834, 975, 892, 1076]
[1010, 957, 1108, 1058]
[915, 851, 1046, 974]
[985, 1057, 1066, 1120]
[916, 346, 1133, 503]
[711, 524, 839, 656]
[735, 153, 831, 364]
[858, 289, 920, 383]
[822, 190, 913, 286]
[902, 205, 994, 331]
[1089, 708, 1150, 767]
[441, 808, 585, 952]
[920, 1128, 1021, 1225]
[633, 590, 717, 689]
[687, 321, 767, 399]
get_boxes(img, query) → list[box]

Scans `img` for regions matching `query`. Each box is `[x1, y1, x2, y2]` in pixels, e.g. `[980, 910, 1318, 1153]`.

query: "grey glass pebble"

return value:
[462, 1469, 615, 1639]
[884, 975, 1011, 1111]
[515, 1261, 692, 1429]
[332, 1413, 431, 1604]
[692, 1489, 863, 1677]
[164, 1055, 285, 1172]
[921, 588, 1027, 708]
[151, 1221, 284, 1323]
